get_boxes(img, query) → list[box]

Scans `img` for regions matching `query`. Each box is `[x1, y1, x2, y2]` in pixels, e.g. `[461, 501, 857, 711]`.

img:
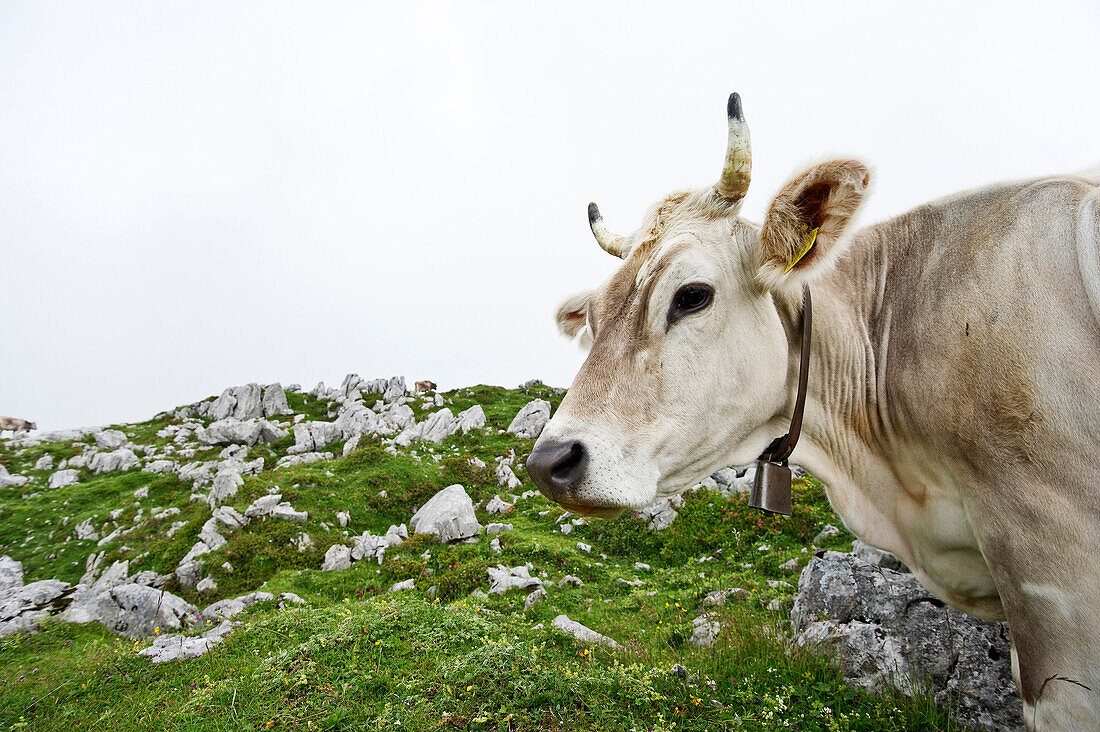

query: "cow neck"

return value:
[748, 285, 812, 516]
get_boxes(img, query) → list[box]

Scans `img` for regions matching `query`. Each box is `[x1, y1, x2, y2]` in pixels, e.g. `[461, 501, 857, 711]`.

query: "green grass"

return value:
[0, 384, 961, 730]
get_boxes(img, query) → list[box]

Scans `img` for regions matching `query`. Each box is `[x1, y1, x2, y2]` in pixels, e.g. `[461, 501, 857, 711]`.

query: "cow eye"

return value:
[668, 284, 713, 325]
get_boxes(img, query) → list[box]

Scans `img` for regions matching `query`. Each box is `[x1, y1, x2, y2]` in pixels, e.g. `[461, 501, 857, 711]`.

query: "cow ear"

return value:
[555, 291, 594, 348]
[757, 160, 871, 292]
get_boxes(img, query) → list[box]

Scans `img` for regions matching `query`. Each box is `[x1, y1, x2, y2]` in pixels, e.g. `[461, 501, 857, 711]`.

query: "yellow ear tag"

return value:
[784, 225, 819, 274]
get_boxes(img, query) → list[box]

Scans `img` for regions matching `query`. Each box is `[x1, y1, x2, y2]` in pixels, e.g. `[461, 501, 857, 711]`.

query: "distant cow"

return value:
[527, 93, 1100, 729]
[0, 416, 36, 437]
[414, 380, 438, 394]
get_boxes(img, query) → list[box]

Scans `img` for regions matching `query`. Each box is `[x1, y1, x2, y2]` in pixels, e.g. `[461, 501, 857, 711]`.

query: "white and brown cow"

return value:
[0, 416, 36, 437]
[527, 94, 1100, 729]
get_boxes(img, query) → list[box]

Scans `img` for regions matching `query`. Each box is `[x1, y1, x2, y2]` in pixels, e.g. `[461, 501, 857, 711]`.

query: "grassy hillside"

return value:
[0, 383, 959, 731]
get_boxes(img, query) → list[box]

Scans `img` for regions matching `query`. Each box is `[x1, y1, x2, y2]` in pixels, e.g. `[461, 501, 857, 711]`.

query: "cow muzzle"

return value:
[526, 439, 588, 502]
[526, 440, 623, 517]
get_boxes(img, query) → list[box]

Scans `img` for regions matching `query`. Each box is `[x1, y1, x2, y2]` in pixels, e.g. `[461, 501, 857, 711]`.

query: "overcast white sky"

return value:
[2, 1, 1098, 430]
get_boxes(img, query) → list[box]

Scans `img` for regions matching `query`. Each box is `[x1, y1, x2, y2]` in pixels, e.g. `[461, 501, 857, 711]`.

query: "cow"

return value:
[414, 380, 438, 394]
[0, 416, 36, 438]
[526, 94, 1100, 729]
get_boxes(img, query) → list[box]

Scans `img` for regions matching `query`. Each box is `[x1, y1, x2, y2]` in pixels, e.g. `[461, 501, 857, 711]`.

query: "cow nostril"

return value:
[527, 440, 588, 497]
[551, 442, 585, 481]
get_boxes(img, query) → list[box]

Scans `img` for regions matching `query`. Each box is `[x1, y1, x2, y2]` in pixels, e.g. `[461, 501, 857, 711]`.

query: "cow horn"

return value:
[715, 92, 752, 201]
[588, 202, 629, 259]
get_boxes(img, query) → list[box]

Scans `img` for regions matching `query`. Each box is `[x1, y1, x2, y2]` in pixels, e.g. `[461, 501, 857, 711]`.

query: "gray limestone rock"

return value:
[0, 469, 30, 488]
[0, 579, 72, 635]
[175, 560, 204, 589]
[244, 494, 283, 518]
[342, 434, 360, 457]
[524, 587, 547, 612]
[271, 504, 308, 523]
[93, 429, 128, 450]
[635, 495, 682, 531]
[812, 524, 842, 546]
[350, 525, 406, 563]
[393, 408, 460, 447]
[198, 519, 227, 551]
[91, 560, 130, 592]
[197, 418, 260, 446]
[792, 551, 1021, 731]
[62, 583, 197, 639]
[293, 532, 313, 552]
[212, 506, 249, 530]
[180, 541, 213, 565]
[487, 564, 543, 595]
[207, 468, 244, 506]
[89, 448, 139, 474]
[0, 556, 22, 593]
[507, 399, 551, 440]
[485, 495, 514, 514]
[202, 591, 275, 623]
[140, 620, 235, 663]
[420, 408, 459, 444]
[129, 571, 168, 588]
[321, 544, 352, 571]
[262, 383, 293, 417]
[288, 421, 343, 455]
[200, 383, 265, 421]
[409, 485, 481, 543]
[455, 405, 486, 432]
[142, 460, 177, 474]
[34, 454, 54, 472]
[48, 469, 80, 489]
[551, 614, 623, 649]
[702, 587, 750, 606]
[74, 518, 99, 541]
[177, 461, 219, 487]
[244, 494, 308, 523]
[689, 614, 722, 648]
[275, 452, 333, 468]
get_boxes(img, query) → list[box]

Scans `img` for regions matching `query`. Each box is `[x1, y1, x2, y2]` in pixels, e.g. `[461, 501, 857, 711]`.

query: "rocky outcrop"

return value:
[93, 429, 129, 450]
[350, 524, 407, 564]
[139, 620, 234, 663]
[507, 399, 551, 440]
[196, 418, 287, 447]
[634, 495, 682, 531]
[197, 383, 292, 422]
[89, 448, 139, 474]
[487, 564, 543, 595]
[48, 469, 80, 489]
[0, 555, 196, 641]
[0, 558, 73, 636]
[409, 485, 481, 543]
[455, 405, 486, 432]
[393, 408, 464, 446]
[551, 614, 623, 650]
[244, 494, 308, 523]
[63, 582, 198, 639]
[287, 421, 343, 455]
[791, 551, 1021, 731]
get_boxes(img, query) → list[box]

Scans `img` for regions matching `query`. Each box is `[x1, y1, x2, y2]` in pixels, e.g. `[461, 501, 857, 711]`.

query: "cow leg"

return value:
[967, 487, 1100, 730]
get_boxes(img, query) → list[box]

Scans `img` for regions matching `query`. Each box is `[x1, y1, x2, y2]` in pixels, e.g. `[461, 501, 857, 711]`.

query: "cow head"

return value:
[527, 94, 870, 517]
